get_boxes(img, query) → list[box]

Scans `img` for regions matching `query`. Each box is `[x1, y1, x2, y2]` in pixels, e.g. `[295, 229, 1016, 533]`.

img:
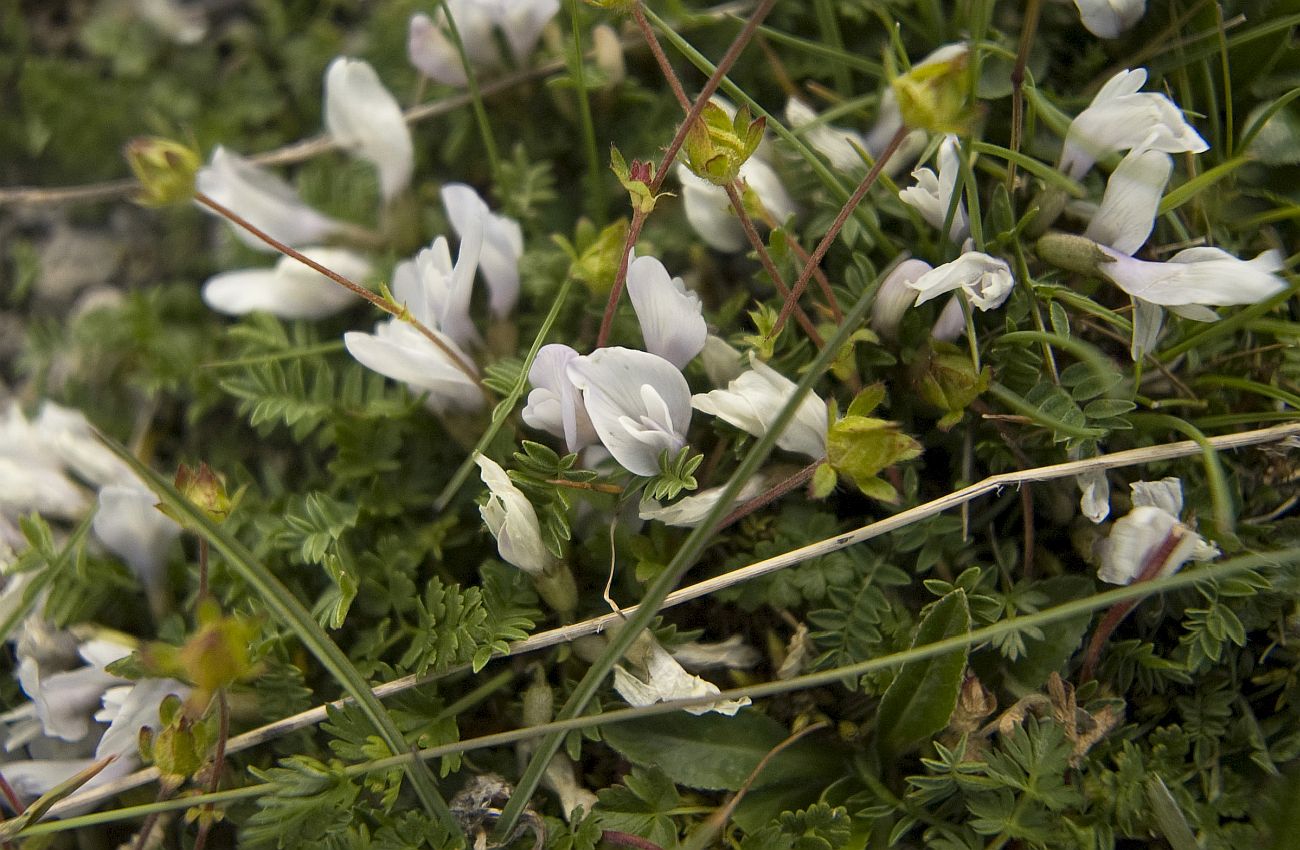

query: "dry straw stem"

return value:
[49, 420, 1300, 817]
[0, 2, 751, 208]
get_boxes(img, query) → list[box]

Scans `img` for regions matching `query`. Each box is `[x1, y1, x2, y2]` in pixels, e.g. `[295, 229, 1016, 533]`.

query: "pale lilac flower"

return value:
[899, 134, 968, 241]
[475, 454, 553, 576]
[1059, 69, 1207, 180]
[324, 57, 414, 201]
[871, 258, 934, 338]
[612, 632, 749, 716]
[442, 183, 523, 318]
[626, 252, 707, 369]
[1073, 0, 1145, 39]
[17, 637, 130, 744]
[692, 355, 827, 460]
[907, 251, 1014, 311]
[522, 344, 598, 453]
[195, 147, 341, 251]
[202, 248, 370, 320]
[567, 348, 692, 477]
[1098, 478, 1218, 584]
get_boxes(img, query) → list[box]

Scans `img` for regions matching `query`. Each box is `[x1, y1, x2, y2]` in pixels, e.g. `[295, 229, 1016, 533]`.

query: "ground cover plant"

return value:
[2, 0, 1300, 847]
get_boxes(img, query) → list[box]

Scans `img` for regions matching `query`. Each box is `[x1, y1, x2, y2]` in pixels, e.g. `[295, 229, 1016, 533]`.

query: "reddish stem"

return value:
[716, 459, 821, 531]
[770, 126, 908, 339]
[1080, 526, 1187, 682]
[0, 769, 24, 815]
[602, 832, 664, 850]
[595, 209, 649, 349]
[192, 691, 230, 850]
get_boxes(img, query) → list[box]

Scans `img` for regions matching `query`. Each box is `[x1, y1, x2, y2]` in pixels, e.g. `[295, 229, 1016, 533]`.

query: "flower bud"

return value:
[174, 462, 231, 526]
[889, 44, 974, 136]
[913, 342, 991, 430]
[592, 23, 626, 85]
[125, 137, 200, 206]
[1035, 231, 1115, 277]
[684, 102, 765, 186]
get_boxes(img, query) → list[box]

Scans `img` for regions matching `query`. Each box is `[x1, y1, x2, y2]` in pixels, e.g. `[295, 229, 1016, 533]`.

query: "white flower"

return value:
[785, 97, 868, 172]
[1059, 69, 1207, 180]
[1073, 0, 1145, 39]
[627, 252, 707, 369]
[1098, 478, 1218, 584]
[638, 473, 769, 527]
[692, 355, 828, 460]
[522, 344, 598, 453]
[612, 632, 749, 716]
[1077, 467, 1111, 524]
[475, 454, 553, 576]
[675, 160, 796, 253]
[324, 57, 414, 202]
[412, 228, 485, 350]
[871, 258, 934, 338]
[899, 134, 968, 241]
[670, 635, 761, 671]
[1083, 144, 1171, 256]
[931, 296, 967, 342]
[17, 637, 131, 743]
[442, 183, 523, 319]
[32, 402, 134, 488]
[93, 484, 181, 614]
[94, 678, 190, 760]
[908, 251, 1014, 311]
[493, 0, 560, 64]
[1096, 246, 1287, 309]
[700, 335, 745, 387]
[195, 147, 341, 251]
[202, 247, 370, 320]
[566, 347, 692, 477]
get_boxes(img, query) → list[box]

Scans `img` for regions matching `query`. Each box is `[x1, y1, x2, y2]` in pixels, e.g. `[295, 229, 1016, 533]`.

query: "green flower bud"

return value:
[124, 137, 200, 206]
[889, 45, 974, 136]
[914, 342, 991, 430]
[684, 102, 765, 186]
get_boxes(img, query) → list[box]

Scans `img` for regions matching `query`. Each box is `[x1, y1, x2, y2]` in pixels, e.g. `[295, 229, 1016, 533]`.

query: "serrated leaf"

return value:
[875, 590, 971, 757]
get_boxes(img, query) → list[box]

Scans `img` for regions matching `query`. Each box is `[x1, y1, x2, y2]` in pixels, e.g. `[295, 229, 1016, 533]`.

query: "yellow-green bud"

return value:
[124, 137, 200, 206]
[175, 462, 231, 524]
[826, 401, 922, 503]
[913, 342, 991, 430]
[610, 146, 670, 215]
[1035, 231, 1115, 277]
[554, 218, 629, 294]
[889, 45, 974, 136]
[684, 102, 765, 186]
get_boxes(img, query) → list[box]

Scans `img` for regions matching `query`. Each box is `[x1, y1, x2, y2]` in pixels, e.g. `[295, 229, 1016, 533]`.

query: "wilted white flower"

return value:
[202, 248, 370, 320]
[591, 23, 625, 85]
[522, 344, 598, 453]
[1098, 478, 1218, 584]
[324, 57, 414, 201]
[670, 634, 761, 671]
[475, 454, 553, 576]
[675, 160, 796, 253]
[626, 252, 707, 369]
[567, 347, 692, 477]
[899, 134, 968, 241]
[612, 632, 749, 716]
[1073, 0, 1145, 39]
[907, 251, 1014, 311]
[1059, 68, 1207, 180]
[345, 241, 484, 412]
[195, 147, 341, 251]
[93, 484, 181, 616]
[442, 183, 523, 319]
[692, 355, 827, 460]
[1077, 467, 1111, 524]
[638, 473, 769, 527]
[871, 258, 934, 338]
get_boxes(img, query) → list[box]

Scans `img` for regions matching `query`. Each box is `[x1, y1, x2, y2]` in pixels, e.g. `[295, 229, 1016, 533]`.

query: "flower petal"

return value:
[627, 253, 707, 369]
[324, 57, 414, 201]
[195, 147, 341, 251]
[1084, 145, 1171, 255]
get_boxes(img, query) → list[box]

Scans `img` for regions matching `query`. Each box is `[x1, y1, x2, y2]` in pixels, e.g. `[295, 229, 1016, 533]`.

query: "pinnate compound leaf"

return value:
[875, 589, 971, 757]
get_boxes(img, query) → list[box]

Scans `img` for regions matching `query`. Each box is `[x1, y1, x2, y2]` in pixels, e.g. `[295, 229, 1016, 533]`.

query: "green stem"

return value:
[566, 0, 604, 224]
[437, 0, 502, 185]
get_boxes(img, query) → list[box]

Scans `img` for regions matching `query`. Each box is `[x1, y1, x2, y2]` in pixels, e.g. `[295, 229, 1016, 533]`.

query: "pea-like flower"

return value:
[899, 134, 968, 241]
[522, 344, 598, 453]
[1073, 0, 1145, 39]
[1058, 68, 1207, 181]
[475, 454, 553, 576]
[567, 347, 692, 477]
[626, 252, 707, 369]
[202, 248, 370, 320]
[408, 0, 559, 87]
[907, 251, 1014, 311]
[442, 183, 523, 319]
[323, 57, 414, 202]
[195, 147, 341, 251]
[675, 160, 795, 253]
[1098, 478, 1218, 584]
[692, 355, 828, 460]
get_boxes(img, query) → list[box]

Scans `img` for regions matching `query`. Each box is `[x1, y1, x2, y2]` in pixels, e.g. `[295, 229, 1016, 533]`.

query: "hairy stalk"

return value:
[633, 4, 691, 111]
[716, 458, 821, 530]
[596, 0, 779, 347]
[193, 192, 485, 395]
[1007, 0, 1042, 193]
[769, 126, 908, 339]
[191, 692, 230, 850]
[725, 183, 823, 346]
